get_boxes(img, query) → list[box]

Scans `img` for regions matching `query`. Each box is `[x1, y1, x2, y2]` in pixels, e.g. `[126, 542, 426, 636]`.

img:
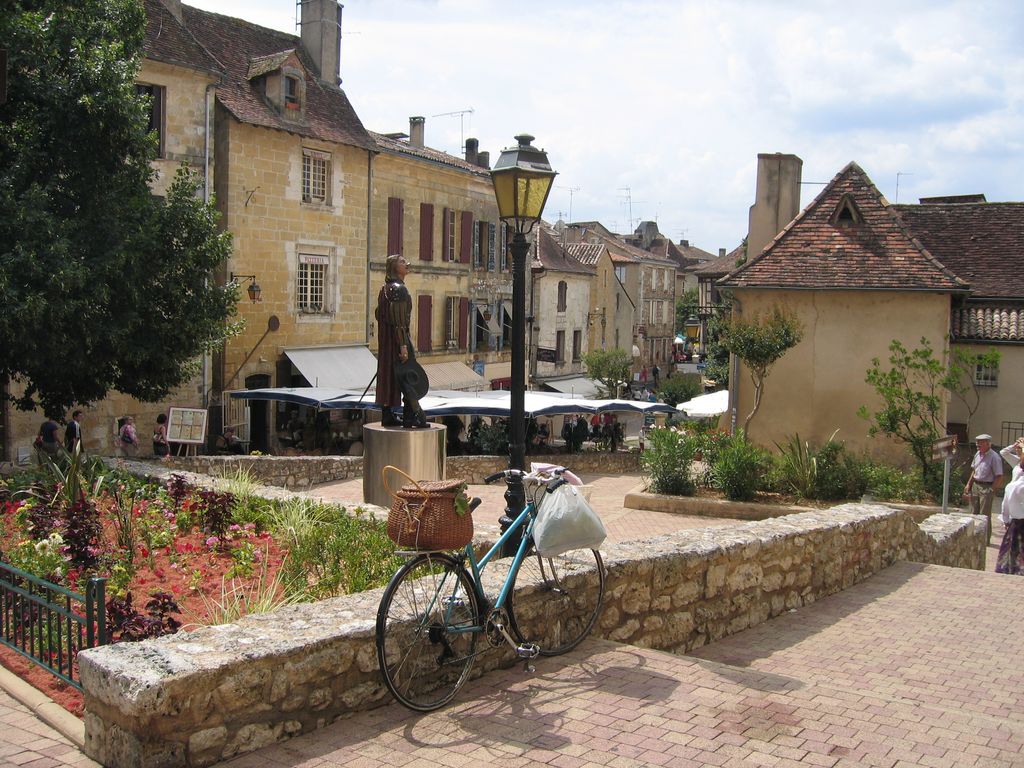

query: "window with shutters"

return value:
[417, 295, 433, 352]
[297, 253, 329, 313]
[444, 208, 457, 261]
[419, 203, 434, 261]
[445, 296, 459, 347]
[459, 211, 473, 263]
[387, 197, 403, 256]
[136, 84, 165, 158]
[572, 330, 582, 362]
[491, 222, 499, 270]
[556, 330, 566, 363]
[614, 265, 626, 283]
[302, 148, 330, 205]
[473, 221, 483, 268]
[557, 281, 567, 312]
[499, 223, 508, 271]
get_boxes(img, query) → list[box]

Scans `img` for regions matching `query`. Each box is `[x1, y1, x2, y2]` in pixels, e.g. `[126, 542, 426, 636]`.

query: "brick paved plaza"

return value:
[1, 474, 1021, 767]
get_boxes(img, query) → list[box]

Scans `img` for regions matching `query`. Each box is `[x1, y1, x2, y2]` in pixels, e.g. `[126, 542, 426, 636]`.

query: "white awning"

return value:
[421, 361, 487, 392]
[283, 345, 378, 390]
[677, 389, 729, 418]
[543, 376, 603, 398]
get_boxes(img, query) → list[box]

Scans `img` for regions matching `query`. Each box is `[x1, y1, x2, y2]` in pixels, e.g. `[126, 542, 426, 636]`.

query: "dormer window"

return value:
[284, 76, 300, 110]
[831, 194, 863, 227]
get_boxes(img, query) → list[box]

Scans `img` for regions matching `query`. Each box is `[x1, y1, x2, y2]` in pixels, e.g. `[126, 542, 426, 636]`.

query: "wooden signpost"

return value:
[932, 435, 958, 514]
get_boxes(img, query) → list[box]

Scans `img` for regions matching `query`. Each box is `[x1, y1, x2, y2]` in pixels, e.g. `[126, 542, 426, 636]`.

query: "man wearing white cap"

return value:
[963, 433, 1004, 521]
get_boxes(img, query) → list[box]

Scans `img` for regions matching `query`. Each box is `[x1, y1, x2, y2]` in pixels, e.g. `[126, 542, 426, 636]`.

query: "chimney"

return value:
[300, 0, 342, 86]
[464, 137, 479, 166]
[747, 153, 802, 260]
[477, 150, 490, 169]
[719, 248, 726, 258]
[681, 239, 689, 248]
[409, 116, 425, 148]
[159, 0, 182, 22]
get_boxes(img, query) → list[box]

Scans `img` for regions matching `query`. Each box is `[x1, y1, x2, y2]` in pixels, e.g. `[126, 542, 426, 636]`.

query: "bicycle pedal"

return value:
[516, 643, 540, 659]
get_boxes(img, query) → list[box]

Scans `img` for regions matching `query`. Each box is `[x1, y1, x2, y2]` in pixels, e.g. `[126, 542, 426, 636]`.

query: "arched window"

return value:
[557, 281, 567, 312]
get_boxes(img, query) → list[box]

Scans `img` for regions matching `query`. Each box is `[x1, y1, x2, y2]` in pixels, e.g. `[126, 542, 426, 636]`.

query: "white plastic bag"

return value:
[533, 482, 607, 557]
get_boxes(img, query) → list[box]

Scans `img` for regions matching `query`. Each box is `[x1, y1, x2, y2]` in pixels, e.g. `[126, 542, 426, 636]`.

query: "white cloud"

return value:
[183, 0, 1024, 250]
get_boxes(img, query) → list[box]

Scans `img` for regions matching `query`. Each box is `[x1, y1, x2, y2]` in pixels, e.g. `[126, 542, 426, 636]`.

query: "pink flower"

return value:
[205, 536, 220, 549]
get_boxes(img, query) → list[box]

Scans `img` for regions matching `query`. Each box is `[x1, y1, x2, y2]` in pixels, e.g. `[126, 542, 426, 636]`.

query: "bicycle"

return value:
[375, 466, 606, 711]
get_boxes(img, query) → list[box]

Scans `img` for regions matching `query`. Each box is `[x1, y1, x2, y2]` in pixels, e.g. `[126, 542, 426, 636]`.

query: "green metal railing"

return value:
[0, 561, 107, 690]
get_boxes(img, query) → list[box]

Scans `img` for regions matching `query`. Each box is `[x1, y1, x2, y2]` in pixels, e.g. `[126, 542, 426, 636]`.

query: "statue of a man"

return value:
[375, 255, 428, 428]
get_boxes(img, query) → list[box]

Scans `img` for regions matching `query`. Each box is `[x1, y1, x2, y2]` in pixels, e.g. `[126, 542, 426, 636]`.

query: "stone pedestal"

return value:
[362, 423, 446, 507]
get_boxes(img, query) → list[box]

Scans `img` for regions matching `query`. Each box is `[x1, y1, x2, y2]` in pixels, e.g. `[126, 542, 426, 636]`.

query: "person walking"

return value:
[996, 437, 1024, 574]
[118, 416, 139, 458]
[37, 416, 62, 461]
[64, 410, 84, 454]
[963, 433, 1004, 538]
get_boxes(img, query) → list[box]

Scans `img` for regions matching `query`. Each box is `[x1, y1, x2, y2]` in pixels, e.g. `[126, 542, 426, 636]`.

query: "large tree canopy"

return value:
[0, 0, 237, 416]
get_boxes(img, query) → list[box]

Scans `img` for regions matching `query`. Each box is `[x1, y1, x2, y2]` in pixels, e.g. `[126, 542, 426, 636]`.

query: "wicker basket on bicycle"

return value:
[383, 465, 473, 550]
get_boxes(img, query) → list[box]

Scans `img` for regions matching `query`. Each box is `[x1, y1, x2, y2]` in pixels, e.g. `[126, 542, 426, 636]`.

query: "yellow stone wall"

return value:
[368, 150, 501, 364]
[535, 271, 591, 378]
[729, 289, 951, 466]
[136, 60, 217, 197]
[214, 117, 371, 393]
[588, 251, 634, 354]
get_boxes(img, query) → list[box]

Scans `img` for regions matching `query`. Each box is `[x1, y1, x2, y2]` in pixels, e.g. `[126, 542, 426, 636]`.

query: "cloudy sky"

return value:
[184, 0, 1024, 254]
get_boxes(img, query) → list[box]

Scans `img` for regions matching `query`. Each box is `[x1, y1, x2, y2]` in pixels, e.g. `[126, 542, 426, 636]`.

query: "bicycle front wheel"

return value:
[508, 545, 605, 656]
[376, 553, 481, 711]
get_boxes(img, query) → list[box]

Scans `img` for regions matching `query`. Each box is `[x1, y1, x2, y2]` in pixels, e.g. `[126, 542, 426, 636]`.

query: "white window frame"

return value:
[297, 253, 330, 313]
[975, 360, 998, 387]
[302, 148, 331, 205]
[445, 209, 457, 262]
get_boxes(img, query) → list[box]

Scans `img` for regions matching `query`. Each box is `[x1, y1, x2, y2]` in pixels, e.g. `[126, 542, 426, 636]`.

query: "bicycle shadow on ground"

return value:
[394, 640, 682, 753]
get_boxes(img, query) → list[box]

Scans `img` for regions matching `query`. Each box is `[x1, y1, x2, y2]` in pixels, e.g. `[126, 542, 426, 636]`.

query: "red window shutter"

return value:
[458, 297, 469, 348]
[419, 203, 434, 261]
[417, 294, 432, 352]
[459, 211, 473, 263]
[441, 208, 450, 262]
[387, 197, 403, 256]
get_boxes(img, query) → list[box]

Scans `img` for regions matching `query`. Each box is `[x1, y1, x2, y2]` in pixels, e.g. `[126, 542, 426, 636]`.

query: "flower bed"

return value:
[0, 456, 401, 716]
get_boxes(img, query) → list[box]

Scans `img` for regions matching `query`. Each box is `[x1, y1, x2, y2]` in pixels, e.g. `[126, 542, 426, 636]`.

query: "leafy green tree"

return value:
[581, 348, 632, 398]
[701, 311, 731, 388]
[657, 373, 702, 408]
[719, 305, 804, 434]
[675, 288, 699, 334]
[857, 338, 947, 485]
[0, 0, 237, 415]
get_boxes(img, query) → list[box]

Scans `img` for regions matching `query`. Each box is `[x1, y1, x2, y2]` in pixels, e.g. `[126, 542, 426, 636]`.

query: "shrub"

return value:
[773, 433, 817, 498]
[859, 461, 930, 503]
[641, 427, 698, 496]
[712, 432, 770, 501]
[813, 441, 865, 501]
[657, 374, 703, 408]
[280, 503, 402, 599]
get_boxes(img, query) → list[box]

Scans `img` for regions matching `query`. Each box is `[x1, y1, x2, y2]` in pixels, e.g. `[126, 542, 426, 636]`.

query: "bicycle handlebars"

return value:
[483, 467, 566, 485]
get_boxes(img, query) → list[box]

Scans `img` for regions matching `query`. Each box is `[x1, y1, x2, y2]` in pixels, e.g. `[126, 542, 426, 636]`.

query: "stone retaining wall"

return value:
[79, 503, 986, 768]
[164, 452, 640, 490]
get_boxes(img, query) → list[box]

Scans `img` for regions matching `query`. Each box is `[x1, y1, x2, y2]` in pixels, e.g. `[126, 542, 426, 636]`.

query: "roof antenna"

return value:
[895, 171, 914, 204]
[431, 108, 475, 152]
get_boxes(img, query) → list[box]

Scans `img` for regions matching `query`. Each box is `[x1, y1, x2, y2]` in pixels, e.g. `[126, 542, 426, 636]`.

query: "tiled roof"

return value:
[177, 4, 374, 151]
[952, 304, 1024, 341]
[536, 229, 595, 276]
[695, 245, 744, 277]
[564, 243, 605, 266]
[142, 0, 221, 75]
[370, 132, 491, 178]
[247, 50, 294, 80]
[719, 163, 967, 293]
[892, 202, 1024, 300]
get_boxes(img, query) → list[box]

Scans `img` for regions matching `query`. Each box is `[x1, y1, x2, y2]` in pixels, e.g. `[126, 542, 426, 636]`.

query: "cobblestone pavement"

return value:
[0, 686, 99, 768]
[2, 474, 1018, 767]
[220, 561, 1024, 768]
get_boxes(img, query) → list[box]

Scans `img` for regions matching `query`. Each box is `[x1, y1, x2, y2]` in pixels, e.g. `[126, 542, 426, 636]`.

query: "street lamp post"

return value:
[490, 134, 556, 555]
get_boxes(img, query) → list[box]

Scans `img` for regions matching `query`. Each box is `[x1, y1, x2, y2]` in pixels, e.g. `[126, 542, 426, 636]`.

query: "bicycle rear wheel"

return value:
[507, 544, 605, 656]
[376, 553, 481, 711]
